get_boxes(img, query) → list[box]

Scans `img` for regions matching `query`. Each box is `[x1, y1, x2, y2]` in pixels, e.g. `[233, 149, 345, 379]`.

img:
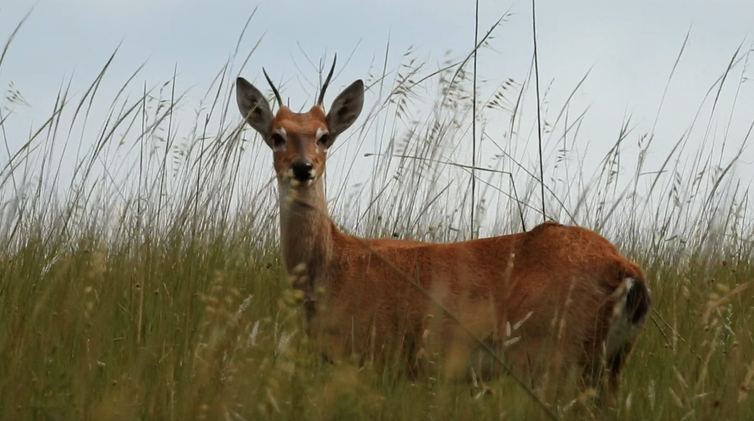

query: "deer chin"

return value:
[289, 179, 314, 188]
[280, 174, 315, 189]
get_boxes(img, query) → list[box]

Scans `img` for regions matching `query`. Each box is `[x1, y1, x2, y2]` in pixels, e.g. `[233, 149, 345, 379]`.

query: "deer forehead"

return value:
[273, 106, 328, 136]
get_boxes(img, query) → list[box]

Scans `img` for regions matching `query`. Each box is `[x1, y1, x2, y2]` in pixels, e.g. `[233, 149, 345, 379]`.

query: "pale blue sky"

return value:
[3, 1, 752, 143]
[3, 2, 751, 133]
[1, 1, 753, 229]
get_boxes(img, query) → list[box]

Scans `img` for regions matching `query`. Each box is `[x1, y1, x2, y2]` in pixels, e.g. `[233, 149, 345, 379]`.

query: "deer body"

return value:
[236, 61, 650, 396]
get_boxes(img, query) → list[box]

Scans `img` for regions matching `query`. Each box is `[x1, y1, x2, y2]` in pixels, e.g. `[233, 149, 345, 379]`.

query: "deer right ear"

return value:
[236, 77, 273, 141]
[327, 80, 364, 139]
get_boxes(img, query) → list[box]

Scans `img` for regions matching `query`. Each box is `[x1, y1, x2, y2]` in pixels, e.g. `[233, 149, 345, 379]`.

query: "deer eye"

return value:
[317, 133, 331, 148]
[270, 133, 285, 148]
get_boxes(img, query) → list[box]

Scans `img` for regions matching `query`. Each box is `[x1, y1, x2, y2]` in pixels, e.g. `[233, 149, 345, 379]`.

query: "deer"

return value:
[235, 57, 651, 401]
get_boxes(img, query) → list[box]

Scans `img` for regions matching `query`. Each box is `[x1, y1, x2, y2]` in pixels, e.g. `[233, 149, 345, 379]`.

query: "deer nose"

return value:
[291, 160, 314, 181]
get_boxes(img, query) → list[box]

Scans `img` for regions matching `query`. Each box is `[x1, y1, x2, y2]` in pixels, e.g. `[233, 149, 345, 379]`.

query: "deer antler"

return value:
[262, 68, 283, 108]
[317, 54, 337, 107]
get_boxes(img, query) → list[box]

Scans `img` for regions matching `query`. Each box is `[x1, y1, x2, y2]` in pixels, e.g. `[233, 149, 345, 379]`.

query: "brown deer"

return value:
[235, 58, 651, 399]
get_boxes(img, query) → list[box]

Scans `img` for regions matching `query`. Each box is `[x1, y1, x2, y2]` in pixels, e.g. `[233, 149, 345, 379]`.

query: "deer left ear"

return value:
[236, 77, 274, 140]
[326, 80, 364, 139]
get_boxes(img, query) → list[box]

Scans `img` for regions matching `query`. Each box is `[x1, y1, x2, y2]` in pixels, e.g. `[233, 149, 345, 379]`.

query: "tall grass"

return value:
[1, 11, 754, 421]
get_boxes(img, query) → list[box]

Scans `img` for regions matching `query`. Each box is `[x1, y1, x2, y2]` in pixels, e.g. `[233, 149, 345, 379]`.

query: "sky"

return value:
[1, 1, 753, 229]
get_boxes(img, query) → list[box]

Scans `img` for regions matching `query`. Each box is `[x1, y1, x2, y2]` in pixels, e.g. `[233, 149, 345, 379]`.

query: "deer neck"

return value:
[277, 176, 335, 284]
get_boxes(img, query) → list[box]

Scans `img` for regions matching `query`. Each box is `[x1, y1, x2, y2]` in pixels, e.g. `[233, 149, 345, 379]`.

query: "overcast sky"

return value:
[2, 1, 753, 226]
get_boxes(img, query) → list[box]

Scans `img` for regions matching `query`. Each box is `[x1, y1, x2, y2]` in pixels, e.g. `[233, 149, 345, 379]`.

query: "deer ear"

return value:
[326, 80, 364, 139]
[236, 77, 273, 140]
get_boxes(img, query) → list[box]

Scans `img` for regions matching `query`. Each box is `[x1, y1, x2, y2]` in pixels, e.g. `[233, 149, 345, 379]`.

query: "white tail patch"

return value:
[605, 278, 646, 359]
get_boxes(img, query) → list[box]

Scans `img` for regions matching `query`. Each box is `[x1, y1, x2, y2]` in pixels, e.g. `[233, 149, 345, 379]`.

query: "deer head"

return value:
[236, 57, 364, 188]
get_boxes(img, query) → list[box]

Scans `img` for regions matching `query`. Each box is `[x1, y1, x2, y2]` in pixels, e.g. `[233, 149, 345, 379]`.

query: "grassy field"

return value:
[2, 16, 754, 421]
